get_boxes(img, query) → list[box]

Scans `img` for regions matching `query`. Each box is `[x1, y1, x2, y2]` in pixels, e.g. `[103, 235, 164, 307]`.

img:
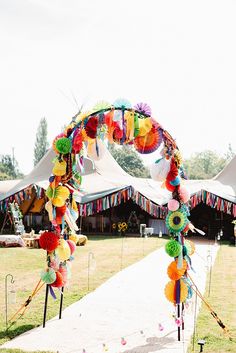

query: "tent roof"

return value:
[1, 148, 236, 207]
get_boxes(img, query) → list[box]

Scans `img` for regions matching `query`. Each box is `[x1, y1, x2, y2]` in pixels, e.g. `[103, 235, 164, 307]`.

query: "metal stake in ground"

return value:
[5, 273, 14, 330]
[88, 252, 95, 291]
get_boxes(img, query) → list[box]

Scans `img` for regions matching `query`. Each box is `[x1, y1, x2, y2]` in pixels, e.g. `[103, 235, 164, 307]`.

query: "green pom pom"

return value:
[55, 137, 71, 154]
[41, 268, 56, 284]
[165, 239, 182, 257]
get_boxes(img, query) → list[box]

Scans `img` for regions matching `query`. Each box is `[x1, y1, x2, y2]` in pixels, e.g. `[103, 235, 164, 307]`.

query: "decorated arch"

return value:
[39, 98, 196, 335]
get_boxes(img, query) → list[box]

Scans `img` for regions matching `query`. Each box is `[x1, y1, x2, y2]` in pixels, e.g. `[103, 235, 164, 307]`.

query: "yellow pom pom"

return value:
[52, 160, 67, 176]
[52, 197, 65, 207]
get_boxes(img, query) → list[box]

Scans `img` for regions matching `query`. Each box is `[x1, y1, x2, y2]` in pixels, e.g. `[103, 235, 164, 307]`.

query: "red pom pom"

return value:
[166, 157, 178, 182]
[85, 117, 98, 138]
[51, 271, 64, 288]
[39, 231, 59, 252]
[56, 205, 67, 225]
[67, 239, 76, 255]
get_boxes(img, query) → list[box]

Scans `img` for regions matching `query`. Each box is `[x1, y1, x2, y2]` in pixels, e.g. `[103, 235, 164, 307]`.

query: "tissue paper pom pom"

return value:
[39, 231, 59, 252]
[168, 199, 180, 212]
[179, 186, 190, 203]
[165, 239, 182, 257]
[55, 137, 72, 154]
[41, 268, 56, 284]
[167, 259, 187, 280]
[51, 271, 64, 288]
[166, 210, 188, 233]
[87, 139, 106, 161]
[52, 197, 65, 207]
[165, 279, 188, 304]
[56, 239, 71, 261]
[67, 239, 76, 255]
[52, 133, 65, 153]
[53, 160, 67, 176]
[185, 240, 195, 256]
[150, 158, 170, 182]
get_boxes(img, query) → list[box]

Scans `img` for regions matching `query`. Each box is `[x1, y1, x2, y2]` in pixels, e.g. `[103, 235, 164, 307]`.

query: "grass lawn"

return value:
[189, 243, 236, 353]
[0, 235, 167, 347]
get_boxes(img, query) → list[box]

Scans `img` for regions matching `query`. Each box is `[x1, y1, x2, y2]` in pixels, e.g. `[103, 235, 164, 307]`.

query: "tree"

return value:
[34, 117, 49, 166]
[0, 154, 24, 180]
[183, 150, 228, 180]
[224, 143, 235, 161]
[108, 144, 150, 178]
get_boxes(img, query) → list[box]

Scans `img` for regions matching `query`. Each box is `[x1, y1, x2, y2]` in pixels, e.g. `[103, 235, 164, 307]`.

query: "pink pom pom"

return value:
[167, 199, 180, 211]
[179, 186, 190, 203]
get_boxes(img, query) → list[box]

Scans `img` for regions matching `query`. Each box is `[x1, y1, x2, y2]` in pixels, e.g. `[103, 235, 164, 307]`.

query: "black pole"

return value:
[182, 303, 184, 331]
[177, 304, 181, 341]
[59, 287, 64, 319]
[43, 284, 49, 328]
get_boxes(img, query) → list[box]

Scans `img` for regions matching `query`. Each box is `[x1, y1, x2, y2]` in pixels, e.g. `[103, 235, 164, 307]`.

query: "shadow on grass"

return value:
[0, 324, 35, 343]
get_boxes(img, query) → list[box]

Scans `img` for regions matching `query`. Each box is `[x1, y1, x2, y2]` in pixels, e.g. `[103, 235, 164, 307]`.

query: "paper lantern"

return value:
[87, 139, 106, 161]
[165, 239, 182, 257]
[179, 186, 190, 203]
[56, 239, 71, 261]
[56, 186, 70, 200]
[67, 239, 76, 255]
[168, 199, 180, 212]
[52, 160, 67, 177]
[55, 137, 72, 154]
[166, 210, 188, 233]
[41, 268, 56, 284]
[52, 196, 65, 207]
[150, 158, 170, 181]
[164, 279, 188, 304]
[167, 259, 187, 280]
[51, 271, 64, 288]
[39, 231, 59, 252]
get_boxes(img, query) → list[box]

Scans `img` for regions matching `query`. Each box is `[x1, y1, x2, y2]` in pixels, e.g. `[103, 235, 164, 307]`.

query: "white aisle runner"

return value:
[1, 242, 218, 353]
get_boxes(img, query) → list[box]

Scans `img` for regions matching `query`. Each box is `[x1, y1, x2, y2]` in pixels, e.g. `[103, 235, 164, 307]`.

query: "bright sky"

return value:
[1, 0, 236, 174]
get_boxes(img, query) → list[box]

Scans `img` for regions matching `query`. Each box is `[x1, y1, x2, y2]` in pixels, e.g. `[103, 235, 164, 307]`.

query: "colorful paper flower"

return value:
[164, 279, 188, 304]
[166, 209, 188, 233]
[134, 102, 152, 116]
[134, 125, 163, 154]
[113, 98, 132, 109]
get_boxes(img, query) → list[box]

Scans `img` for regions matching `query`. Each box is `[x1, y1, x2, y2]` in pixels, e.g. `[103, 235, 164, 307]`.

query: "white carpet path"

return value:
[1, 241, 218, 353]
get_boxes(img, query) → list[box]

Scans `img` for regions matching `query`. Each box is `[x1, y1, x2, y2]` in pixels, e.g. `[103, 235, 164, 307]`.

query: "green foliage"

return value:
[108, 144, 150, 178]
[0, 155, 23, 180]
[184, 150, 229, 179]
[33, 117, 49, 166]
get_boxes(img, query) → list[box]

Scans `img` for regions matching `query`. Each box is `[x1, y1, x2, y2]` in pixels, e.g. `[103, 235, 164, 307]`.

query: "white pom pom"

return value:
[150, 158, 170, 181]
